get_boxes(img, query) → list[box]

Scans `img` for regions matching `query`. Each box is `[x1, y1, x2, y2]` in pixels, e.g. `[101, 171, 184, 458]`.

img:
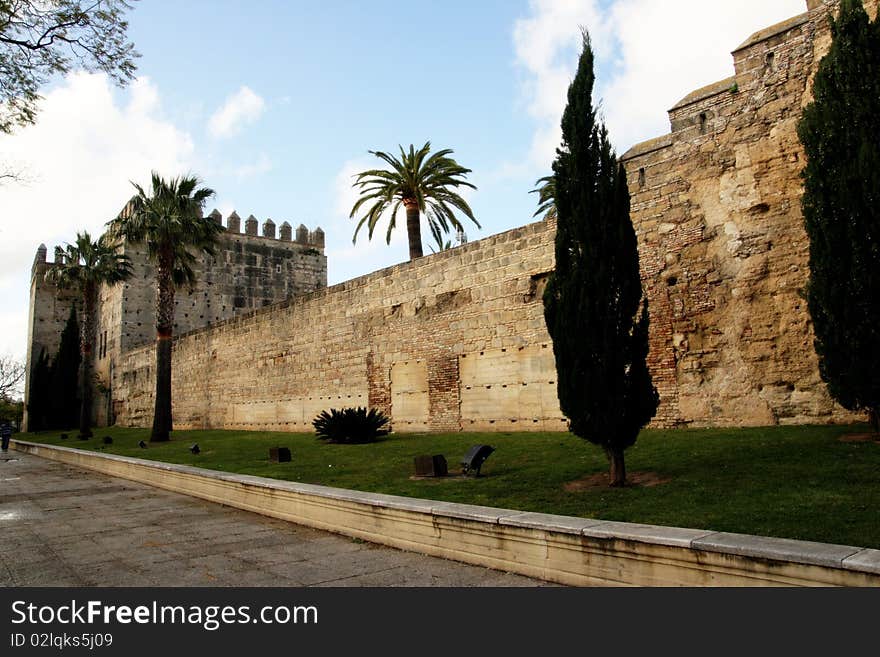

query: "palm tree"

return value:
[530, 174, 557, 220]
[350, 142, 480, 260]
[428, 224, 467, 254]
[106, 172, 219, 442]
[45, 232, 132, 439]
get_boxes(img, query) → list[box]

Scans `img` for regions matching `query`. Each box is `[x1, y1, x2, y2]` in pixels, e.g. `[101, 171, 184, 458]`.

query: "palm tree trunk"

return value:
[605, 446, 627, 487]
[151, 250, 174, 442]
[77, 286, 96, 439]
[404, 202, 423, 260]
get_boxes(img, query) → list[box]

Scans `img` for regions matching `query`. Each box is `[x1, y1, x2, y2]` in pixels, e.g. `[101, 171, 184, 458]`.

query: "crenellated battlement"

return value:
[213, 209, 325, 251]
[30, 243, 68, 281]
[623, 0, 877, 155]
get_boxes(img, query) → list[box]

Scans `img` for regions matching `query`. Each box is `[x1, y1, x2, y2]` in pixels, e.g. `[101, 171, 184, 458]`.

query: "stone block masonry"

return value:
[24, 211, 327, 430]
[23, 245, 80, 430]
[32, 1, 873, 433]
[111, 0, 868, 432]
[620, 0, 873, 427]
[114, 220, 568, 431]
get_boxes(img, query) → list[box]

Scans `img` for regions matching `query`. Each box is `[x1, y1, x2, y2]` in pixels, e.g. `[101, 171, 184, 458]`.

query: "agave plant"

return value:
[313, 407, 390, 444]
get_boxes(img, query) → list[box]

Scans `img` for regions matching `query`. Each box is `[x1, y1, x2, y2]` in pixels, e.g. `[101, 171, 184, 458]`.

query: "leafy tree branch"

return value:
[0, 0, 139, 134]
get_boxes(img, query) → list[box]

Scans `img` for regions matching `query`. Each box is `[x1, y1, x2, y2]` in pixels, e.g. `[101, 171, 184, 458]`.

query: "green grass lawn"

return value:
[16, 423, 880, 549]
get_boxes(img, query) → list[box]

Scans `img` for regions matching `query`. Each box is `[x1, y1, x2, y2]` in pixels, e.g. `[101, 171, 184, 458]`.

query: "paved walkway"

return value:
[0, 451, 551, 587]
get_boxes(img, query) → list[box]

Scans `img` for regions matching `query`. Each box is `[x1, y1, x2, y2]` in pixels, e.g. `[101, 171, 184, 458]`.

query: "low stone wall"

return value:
[15, 440, 880, 587]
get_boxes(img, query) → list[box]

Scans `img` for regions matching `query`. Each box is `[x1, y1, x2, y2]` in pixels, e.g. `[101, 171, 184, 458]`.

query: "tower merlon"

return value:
[227, 210, 241, 233]
[223, 213, 322, 247]
[279, 221, 292, 241]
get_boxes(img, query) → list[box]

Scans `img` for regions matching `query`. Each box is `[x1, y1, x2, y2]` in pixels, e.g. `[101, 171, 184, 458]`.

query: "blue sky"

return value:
[0, 0, 806, 365]
[131, 0, 537, 240]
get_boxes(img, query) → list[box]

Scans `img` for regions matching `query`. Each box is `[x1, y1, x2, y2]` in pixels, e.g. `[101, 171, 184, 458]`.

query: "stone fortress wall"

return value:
[618, 0, 873, 426]
[26, 0, 874, 433]
[24, 212, 327, 429]
[25, 245, 80, 427]
[110, 0, 870, 432]
[113, 220, 564, 431]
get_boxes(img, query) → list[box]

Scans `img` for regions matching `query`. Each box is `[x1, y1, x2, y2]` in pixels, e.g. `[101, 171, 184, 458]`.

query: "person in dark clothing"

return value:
[0, 422, 11, 451]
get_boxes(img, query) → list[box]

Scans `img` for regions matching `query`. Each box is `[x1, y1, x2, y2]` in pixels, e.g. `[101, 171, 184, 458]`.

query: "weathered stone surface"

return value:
[24, 250, 79, 430]
[583, 522, 715, 548]
[430, 502, 522, 523]
[112, 220, 562, 432]
[620, 0, 872, 428]
[25, 213, 327, 429]
[841, 549, 880, 575]
[26, 1, 875, 433]
[692, 532, 861, 568]
[500, 513, 606, 535]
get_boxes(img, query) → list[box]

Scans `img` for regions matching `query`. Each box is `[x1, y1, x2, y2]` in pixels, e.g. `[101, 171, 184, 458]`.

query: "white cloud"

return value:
[513, 0, 604, 168]
[233, 152, 272, 179]
[602, 0, 806, 151]
[0, 72, 195, 359]
[514, 0, 806, 167]
[207, 86, 266, 139]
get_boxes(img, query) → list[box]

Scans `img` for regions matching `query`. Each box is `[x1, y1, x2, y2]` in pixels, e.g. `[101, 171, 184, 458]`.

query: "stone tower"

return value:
[24, 206, 328, 430]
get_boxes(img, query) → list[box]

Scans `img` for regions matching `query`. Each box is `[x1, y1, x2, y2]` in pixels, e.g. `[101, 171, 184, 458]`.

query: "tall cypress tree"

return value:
[26, 349, 51, 431]
[797, 0, 880, 431]
[543, 30, 658, 487]
[48, 306, 81, 429]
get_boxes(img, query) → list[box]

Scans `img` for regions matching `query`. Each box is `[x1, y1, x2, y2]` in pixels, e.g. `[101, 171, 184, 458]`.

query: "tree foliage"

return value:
[797, 0, 880, 431]
[350, 142, 479, 260]
[107, 172, 219, 441]
[45, 231, 132, 437]
[108, 173, 220, 294]
[48, 305, 80, 428]
[0, 396, 22, 427]
[542, 30, 658, 487]
[530, 174, 557, 221]
[20, 309, 78, 431]
[0, 0, 139, 134]
[0, 353, 25, 399]
[26, 348, 50, 430]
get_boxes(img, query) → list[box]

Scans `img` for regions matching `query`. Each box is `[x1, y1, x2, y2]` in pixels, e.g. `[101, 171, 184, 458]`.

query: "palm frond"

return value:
[530, 174, 557, 219]
[349, 141, 479, 257]
[106, 171, 219, 294]
[45, 231, 133, 292]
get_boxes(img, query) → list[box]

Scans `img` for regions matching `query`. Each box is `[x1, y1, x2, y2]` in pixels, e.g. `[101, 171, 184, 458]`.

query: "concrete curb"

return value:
[13, 439, 880, 586]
